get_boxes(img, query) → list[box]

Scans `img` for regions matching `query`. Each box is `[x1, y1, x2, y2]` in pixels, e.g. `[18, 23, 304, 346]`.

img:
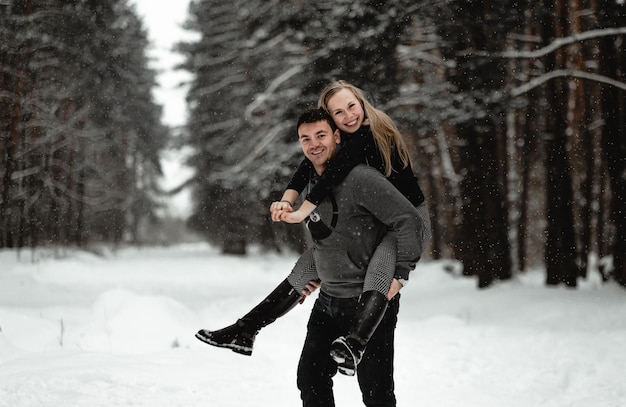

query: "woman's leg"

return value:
[363, 232, 396, 296]
[196, 247, 319, 355]
[287, 246, 321, 293]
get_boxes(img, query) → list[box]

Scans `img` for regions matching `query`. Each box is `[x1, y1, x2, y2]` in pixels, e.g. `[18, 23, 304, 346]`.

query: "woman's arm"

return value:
[307, 127, 376, 206]
[280, 199, 317, 223]
[286, 158, 313, 194]
[270, 159, 312, 222]
[279, 189, 299, 205]
[281, 128, 377, 224]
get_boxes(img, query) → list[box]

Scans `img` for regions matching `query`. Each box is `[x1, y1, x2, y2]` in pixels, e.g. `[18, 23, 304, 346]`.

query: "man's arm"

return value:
[352, 166, 428, 280]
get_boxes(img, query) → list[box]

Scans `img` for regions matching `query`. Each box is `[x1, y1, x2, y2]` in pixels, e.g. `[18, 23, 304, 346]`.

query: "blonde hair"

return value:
[318, 80, 411, 176]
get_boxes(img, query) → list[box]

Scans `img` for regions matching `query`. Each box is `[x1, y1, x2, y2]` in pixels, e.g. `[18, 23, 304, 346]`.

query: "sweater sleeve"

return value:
[352, 167, 428, 280]
[305, 128, 378, 206]
[286, 158, 313, 194]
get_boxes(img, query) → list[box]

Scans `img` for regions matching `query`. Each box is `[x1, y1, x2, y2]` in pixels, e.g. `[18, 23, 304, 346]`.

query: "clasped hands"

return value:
[269, 200, 307, 224]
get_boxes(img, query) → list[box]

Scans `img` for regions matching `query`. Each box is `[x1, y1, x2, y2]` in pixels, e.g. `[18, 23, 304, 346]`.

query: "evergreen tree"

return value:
[426, 1, 526, 287]
[0, 0, 166, 248]
[177, 0, 625, 289]
[180, 0, 308, 253]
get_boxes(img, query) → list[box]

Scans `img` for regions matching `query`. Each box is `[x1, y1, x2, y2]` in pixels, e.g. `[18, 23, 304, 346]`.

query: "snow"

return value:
[1, 243, 625, 407]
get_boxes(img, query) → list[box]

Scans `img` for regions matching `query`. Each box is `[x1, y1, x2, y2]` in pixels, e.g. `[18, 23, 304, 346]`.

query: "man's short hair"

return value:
[296, 108, 337, 135]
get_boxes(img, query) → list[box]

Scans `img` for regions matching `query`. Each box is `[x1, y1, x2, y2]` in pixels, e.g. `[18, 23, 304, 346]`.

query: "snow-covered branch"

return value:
[194, 74, 248, 98]
[501, 27, 626, 59]
[245, 65, 304, 121]
[397, 44, 453, 67]
[464, 27, 626, 59]
[510, 69, 626, 97]
[212, 121, 292, 180]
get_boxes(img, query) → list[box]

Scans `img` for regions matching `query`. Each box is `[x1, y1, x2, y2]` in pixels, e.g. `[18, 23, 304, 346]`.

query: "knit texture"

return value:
[287, 247, 319, 293]
[363, 232, 396, 295]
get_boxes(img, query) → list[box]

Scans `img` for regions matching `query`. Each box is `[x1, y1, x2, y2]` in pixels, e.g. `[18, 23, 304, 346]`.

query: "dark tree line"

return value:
[180, 0, 625, 288]
[4, 0, 620, 289]
[0, 0, 167, 249]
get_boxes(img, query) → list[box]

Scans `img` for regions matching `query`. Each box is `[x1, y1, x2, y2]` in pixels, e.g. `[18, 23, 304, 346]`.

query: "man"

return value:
[291, 108, 426, 406]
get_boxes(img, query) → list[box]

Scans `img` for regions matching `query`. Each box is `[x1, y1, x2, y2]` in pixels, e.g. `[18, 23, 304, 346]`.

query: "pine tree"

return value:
[0, 0, 166, 248]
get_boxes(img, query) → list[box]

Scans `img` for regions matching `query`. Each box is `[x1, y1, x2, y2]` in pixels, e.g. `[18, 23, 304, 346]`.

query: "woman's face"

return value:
[326, 88, 365, 134]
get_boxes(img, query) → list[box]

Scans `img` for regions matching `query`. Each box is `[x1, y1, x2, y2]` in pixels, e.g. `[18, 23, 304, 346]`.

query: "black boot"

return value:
[195, 278, 302, 356]
[330, 290, 388, 376]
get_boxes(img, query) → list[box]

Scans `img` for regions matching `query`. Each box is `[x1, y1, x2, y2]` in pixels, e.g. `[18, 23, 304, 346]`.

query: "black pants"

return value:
[297, 291, 400, 407]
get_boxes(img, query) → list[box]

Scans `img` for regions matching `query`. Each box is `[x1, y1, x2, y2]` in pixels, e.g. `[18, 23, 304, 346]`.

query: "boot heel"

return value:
[195, 324, 255, 356]
[329, 290, 388, 375]
[330, 337, 359, 376]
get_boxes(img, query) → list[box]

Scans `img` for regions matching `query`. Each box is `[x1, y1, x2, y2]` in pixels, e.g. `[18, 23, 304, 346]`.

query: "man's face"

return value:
[298, 120, 341, 174]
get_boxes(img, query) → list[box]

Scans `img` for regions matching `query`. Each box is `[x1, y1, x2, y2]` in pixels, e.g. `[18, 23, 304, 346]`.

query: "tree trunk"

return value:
[598, 36, 626, 286]
[544, 130, 578, 287]
[456, 122, 512, 288]
[424, 150, 442, 260]
[565, 0, 592, 278]
[543, 0, 579, 287]
[442, 0, 514, 288]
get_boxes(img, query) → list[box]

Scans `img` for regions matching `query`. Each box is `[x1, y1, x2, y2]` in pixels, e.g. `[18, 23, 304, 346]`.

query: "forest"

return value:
[1, 0, 625, 288]
[0, 0, 167, 248]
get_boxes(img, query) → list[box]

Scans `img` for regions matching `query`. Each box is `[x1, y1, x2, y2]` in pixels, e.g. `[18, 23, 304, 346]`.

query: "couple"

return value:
[196, 81, 430, 407]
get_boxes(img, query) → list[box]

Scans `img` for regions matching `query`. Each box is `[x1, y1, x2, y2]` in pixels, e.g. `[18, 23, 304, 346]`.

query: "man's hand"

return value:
[299, 279, 321, 303]
[386, 278, 404, 301]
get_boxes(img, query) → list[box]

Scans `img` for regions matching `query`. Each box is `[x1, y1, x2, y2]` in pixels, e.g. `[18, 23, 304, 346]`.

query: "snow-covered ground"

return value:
[1, 243, 624, 407]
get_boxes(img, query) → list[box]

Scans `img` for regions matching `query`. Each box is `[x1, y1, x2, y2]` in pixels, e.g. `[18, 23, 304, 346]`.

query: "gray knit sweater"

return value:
[307, 165, 426, 298]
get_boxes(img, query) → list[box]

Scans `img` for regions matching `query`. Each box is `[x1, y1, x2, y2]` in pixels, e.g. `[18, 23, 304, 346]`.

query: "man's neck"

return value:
[314, 165, 327, 176]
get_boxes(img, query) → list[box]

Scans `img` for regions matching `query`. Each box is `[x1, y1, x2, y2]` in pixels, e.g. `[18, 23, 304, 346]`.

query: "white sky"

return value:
[130, 0, 195, 128]
[130, 0, 197, 217]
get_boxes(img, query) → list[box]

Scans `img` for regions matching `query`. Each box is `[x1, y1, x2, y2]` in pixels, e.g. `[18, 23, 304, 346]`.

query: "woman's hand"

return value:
[270, 200, 293, 222]
[278, 200, 317, 224]
[279, 209, 308, 224]
[270, 190, 299, 222]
